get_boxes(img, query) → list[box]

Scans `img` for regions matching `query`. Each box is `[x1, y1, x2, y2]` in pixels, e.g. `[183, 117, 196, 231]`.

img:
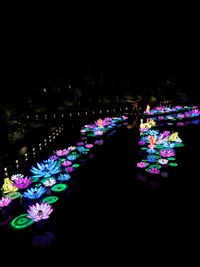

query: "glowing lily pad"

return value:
[175, 143, 184, 147]
[10, 214, 34, 229]
[169, 162, 178, 167]
[41, 196, 59, 204]
[168, 157, 176, 161]
[72, 164, 80, 168]
[141, 147, 147, 150]
[6, 192, 21, 199]
[51, 184, 68, 192]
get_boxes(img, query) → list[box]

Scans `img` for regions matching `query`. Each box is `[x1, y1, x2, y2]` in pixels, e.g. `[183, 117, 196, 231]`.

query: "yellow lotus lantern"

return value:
[2, 178, 18, 194]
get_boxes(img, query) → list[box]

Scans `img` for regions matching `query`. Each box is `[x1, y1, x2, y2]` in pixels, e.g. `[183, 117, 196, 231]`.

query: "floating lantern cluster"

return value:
[137, 117, 184, 177]
[144, 105, 198, 116]
[0, 115, 127, 230]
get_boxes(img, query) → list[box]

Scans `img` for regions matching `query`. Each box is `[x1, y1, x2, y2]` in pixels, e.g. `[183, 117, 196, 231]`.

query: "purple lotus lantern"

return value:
[77, 142, 84, 146]
[14, 176, 32, 189]
[160, 149, 175, 158]
[148, 168, 160, 174]
[94, 130, 103, 136]
[62, 160, 72, 167]
[85, 144, 93, 149]
[49, 155, 58, 161]
[94, 139, 104, 145]
[138, 140, 146, 145]
[56, 149, 69, 157]
[0, 197, 12, 207]
[137, 162, 148, 168]
[27, 203, 53, 222]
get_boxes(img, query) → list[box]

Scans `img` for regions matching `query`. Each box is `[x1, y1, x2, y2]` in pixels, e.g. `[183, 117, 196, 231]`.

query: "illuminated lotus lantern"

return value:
[30, 161, 61, 178]
[14, 176, 32, 189]
[177, 113, 184, 119]
[160, 149, 175, 158]
[67, 154, 77, 161]
[138, 140, 146, 145]
[56, 149, 69, 157]
[49, 155, 58, 161]
[27, 202, 53, 222]
[68, 146, 76, 151]
[23, 186, 46, 199]
[57, 173, 71, 181]
[42, 178, 56, 187]
[147, 155, 158, 163]
[11, 173, 24, 181]
[62, 160, 72, 166]
[77, 141, 84, 146]
[94, 139, 104, 145]
[85, 144, 93, 149]
[137, 162, 148, 168]
[147, 167, 160, 174]
[94, 130, 103, 136]
[0, 197, 12, 207]
[158, 158, 168, 165]
[168, 132, 182, 142]
[163, 141, 175, 148]
[2, 178, 18, 194]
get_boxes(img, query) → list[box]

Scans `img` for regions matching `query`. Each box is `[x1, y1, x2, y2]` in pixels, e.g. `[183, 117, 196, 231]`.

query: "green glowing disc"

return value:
[6, 192, 21, 199]
[51, 184, 68, 192]
[175, 143, 184, 147]
[72, 164, 80, 168]
[141, 147, 147, 150]
[41, 196, 59, 204]
[169, 162, 178, 167]
[168, 157, 176, 161]
[10, 214, 34, 229]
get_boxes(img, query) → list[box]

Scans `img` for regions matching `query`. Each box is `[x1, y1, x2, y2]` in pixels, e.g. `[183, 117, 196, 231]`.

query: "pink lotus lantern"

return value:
[14, 176, 32, 189]
[0, 197, 12, 207]
[56, 149, 69, 157]
[85, 144, 93, 149]
[160, 149, 175, 158]
[62, 160, 72, 166]
[27, 203, 53, 222]
[148, 168, 160, 174]
[137, 162, 148, 168]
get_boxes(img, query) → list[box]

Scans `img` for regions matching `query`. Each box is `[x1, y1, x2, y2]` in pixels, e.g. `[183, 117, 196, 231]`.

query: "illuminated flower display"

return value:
[27, 203, 53, 222]
[30, 161, 61, 178]
[14, 177, 32, 189]
[23, 186, 46, 199]
[137, 162, 148, 168]
[0, 197, 12, 207]
[160, 149, 175, 158]
[49, 155, 58, 161]
[42, 178, 56, 187]
[147, 168, 160, 174]
[62, 160, 72, 166]
[158, 158, 168, 165]
[147, 155, 158, 163]
[85, 144, 93, 149]
[94, 130, 103, 136]
[77, 141, 84, 146]
[67, 155, 77, 161]
[11, 174, 24, 181]
[163, 142, 175, 148]
[138, 140, 146, 145]
[68, 146, 76, 151]
[57, 173, 71, 181]
[56, 149, 69, 157]
[2, 178, 18, 194]
[94, 139, 104, 145]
